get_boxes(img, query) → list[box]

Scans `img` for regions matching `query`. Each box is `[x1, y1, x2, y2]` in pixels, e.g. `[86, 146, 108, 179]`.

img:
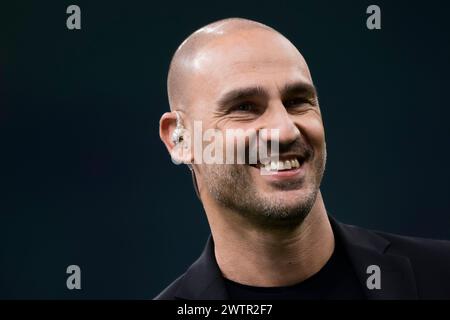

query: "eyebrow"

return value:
[216, 86, 269, 110]
[215, 81, 318, 111]
[281, 81, 318, 98]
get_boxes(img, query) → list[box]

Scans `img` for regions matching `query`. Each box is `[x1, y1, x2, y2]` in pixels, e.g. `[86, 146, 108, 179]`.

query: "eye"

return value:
[284, 97, 310, 108]
[232, 103, 256, 112]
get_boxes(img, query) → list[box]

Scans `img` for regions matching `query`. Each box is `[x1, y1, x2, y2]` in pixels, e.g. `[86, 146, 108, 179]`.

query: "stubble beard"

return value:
[202, 149, 326, 229]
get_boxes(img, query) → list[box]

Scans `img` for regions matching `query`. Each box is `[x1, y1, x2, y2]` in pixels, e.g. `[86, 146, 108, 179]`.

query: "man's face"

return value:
[186, 29, 327, 227]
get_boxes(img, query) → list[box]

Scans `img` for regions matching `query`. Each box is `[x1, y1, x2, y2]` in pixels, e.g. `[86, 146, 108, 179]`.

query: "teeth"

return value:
[284, 160, 292, 169]
[270, 161, 277, 170]
[262, 158, 301, 171]
[290, 159, 296, 168]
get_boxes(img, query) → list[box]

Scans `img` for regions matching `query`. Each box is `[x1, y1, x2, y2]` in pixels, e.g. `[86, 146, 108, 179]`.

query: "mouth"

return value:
[248, 155, 306, 172]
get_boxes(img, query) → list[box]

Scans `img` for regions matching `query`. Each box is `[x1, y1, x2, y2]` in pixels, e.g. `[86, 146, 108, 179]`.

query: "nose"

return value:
[260, 101, 300, 144]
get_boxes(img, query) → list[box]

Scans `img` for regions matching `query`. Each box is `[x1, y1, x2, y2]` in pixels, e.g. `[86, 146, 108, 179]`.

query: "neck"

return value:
[202, 191, 334, 287]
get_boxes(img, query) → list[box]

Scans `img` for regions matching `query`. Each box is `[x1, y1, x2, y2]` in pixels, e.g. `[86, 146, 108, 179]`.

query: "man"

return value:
[157, 18, 450, 299]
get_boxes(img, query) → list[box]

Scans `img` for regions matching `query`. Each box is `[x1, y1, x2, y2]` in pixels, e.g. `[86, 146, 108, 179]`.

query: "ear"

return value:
[159, 111, 192, 165]
[159, 112, 177, 151]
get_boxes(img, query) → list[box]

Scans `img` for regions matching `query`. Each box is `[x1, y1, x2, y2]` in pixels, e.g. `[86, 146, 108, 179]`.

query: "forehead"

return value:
[190, 29, 312, 98]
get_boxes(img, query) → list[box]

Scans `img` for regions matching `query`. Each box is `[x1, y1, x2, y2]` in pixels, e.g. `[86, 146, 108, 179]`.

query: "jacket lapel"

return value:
[174, 236, 229, 300]
[330, 216, 418, 299]
[175, 217, 419, 300]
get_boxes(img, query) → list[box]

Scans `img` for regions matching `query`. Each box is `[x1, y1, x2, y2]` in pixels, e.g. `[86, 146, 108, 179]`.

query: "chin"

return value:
[266, 182, 313, 198]
[262, 186, 318, 211]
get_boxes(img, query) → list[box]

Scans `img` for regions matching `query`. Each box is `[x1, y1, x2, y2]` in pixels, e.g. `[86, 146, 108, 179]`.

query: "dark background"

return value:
[0, 0, 449, 299]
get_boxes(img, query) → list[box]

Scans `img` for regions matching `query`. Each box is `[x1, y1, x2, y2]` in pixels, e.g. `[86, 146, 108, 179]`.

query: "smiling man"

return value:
[157, 18, 450, 300]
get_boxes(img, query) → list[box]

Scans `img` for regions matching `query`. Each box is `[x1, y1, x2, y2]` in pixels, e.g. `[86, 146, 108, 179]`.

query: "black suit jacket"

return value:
[155, 216, 450, 300]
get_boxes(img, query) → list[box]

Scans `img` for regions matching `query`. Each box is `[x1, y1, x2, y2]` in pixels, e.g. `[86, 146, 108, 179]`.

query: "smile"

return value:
[249, 155, 305, 173]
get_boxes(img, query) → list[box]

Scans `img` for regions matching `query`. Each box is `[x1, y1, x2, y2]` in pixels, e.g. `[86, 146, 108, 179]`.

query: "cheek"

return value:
[222, 135, 247, 164]
[299, 114, 326, 150]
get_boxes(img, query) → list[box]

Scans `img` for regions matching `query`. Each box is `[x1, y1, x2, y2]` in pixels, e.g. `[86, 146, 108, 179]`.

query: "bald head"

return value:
[167, 18, 305, 112]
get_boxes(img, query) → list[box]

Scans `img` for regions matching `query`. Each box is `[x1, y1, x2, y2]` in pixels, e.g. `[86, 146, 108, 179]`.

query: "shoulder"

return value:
[338, 221, 450, 298]
[153, 235, 226, 300]
[374, 229, 450, 260]
[358, 225, 450, 297]
[340, 221, 450, 259]
[153, 273, 186, 300]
